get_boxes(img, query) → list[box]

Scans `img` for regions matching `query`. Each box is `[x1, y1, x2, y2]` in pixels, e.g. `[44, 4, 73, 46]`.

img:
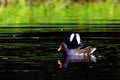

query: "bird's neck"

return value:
[63, 43, 69, 53]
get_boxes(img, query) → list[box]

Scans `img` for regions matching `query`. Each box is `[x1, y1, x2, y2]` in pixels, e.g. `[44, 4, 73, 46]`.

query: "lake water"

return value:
[0, 30, 119, 80]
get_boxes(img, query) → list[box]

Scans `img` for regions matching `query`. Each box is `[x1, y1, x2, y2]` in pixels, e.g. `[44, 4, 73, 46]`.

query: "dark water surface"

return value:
[0, 32, 119, 80]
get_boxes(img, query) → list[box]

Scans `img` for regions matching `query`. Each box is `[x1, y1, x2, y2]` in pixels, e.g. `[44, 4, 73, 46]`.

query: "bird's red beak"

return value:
[58, 44, 62, 51]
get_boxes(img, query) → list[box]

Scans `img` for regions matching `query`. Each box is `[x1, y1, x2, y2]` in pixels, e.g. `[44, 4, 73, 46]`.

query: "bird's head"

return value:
[58, 42, 68, 51]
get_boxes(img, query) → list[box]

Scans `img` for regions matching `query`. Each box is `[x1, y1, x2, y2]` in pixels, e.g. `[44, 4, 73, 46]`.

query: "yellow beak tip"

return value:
[58, 49, 60, 51]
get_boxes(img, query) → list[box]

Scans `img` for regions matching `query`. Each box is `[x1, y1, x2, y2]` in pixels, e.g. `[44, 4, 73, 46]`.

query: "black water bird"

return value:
[58, 42, 97, 69]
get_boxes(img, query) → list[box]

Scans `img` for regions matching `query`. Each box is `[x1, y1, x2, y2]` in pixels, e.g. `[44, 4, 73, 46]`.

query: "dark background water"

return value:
[0, 31, 119, 80]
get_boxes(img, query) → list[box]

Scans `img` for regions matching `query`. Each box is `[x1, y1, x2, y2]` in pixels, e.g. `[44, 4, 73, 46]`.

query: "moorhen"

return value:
[58, 42, 96, 68]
